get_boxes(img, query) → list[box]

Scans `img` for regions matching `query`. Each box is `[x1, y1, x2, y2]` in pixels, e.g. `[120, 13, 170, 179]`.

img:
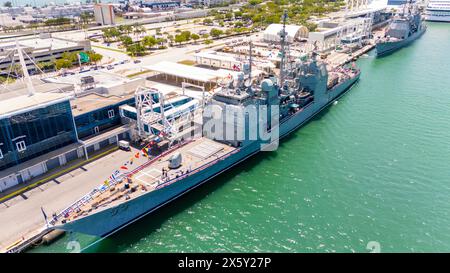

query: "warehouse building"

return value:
[263, 24, 309, 43]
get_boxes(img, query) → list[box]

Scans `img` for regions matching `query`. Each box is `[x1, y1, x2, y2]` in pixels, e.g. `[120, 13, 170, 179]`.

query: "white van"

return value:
[119, 140, 131, 151]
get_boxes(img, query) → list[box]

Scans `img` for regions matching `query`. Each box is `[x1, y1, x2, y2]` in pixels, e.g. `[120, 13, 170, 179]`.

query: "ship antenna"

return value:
[279, 10, 288, 88]
[248, 40, 252, 84]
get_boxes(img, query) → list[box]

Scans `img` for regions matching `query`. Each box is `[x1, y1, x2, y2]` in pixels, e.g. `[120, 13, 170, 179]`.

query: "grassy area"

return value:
[177, 60, 196, 66]
[126, 70, 152, 78]
[92, 45, 126, 53]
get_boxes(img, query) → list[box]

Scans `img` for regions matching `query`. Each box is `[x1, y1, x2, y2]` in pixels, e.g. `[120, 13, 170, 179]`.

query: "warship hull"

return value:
[376, 26, 427, 57]
[57, 72, 360, 238]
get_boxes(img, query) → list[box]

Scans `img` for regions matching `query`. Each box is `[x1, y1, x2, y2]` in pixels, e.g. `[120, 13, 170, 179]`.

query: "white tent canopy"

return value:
[144, 61, 230, 83]
[263, 24, 309, 43]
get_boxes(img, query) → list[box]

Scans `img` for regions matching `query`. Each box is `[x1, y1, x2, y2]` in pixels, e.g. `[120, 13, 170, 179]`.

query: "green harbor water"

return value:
[32, 23, 450, 253]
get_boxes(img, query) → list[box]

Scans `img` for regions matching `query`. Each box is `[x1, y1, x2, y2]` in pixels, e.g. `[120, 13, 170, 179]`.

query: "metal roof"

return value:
[0, 92, 70, 119]
[263, 24, 309, 42]
[144, 61, 231, 82]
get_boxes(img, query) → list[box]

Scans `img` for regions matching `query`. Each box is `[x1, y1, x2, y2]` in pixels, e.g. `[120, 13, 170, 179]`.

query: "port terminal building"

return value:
[0, 72, 144, 192]
[0, 60, 245, 192]
[308, 6, 390, 51]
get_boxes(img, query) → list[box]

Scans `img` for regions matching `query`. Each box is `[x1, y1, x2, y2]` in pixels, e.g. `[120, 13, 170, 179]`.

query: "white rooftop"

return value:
[263, 24, 309, 42]
[44, 70, 135, 89]
[194, 51, 241, 63]
[0, 37, 79, 52]
[0, 92, 70, 119]
[144, 61, 233, 82]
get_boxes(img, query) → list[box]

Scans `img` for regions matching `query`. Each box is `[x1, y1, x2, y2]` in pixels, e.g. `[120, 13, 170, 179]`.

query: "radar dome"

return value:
[261, 79, 273, 92]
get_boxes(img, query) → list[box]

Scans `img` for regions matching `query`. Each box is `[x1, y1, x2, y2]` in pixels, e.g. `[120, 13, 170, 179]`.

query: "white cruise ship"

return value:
[425, 0, 450, 22]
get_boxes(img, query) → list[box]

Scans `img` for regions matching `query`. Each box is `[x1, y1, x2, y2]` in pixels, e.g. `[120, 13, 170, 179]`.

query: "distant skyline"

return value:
[0, 0, 118, 8]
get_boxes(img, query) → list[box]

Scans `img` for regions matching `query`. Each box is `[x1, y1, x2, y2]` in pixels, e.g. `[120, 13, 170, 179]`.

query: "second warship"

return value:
[376, 0, 427, 56]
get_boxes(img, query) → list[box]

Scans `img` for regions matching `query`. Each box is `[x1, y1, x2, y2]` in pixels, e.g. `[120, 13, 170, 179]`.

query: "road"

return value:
[95, 33, 259, 77]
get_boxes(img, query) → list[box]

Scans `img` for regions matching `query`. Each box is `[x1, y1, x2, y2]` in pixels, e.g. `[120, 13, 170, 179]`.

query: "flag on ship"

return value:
[110, 170, 120, 181]
[41, 207, 49, 227]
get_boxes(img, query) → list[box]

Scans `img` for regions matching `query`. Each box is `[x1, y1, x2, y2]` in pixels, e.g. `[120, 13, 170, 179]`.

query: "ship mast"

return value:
[248, 40, 252, 83]
[16, 40, 35, 96]
[279, 10, 288, 88]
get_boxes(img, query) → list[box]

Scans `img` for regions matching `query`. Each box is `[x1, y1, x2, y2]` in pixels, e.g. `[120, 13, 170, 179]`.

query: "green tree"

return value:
[155, 37, 166, 45]
[55, 59, 72, 70]
[214, 14, 225, 20]
[203, 18, 213, 25]
[210, 28, 223, 38]
[126, 43, 146, 57]
[80, 12, 93, 25]
[4, 1, 12, 7]
[61, 51, 79, 63]
[225, 12, 233, 20]
[249, 0, 262, 5]
[191, 33, 200, 42]
[87, 51, 103, 64]
[180, 31, 191, 41]
[120, 35, 133, 46]
[37, 61, 55, 71]
[174, 34, 185, 44]
[133, 24, 146, 38]
[142, 35, 157, 48]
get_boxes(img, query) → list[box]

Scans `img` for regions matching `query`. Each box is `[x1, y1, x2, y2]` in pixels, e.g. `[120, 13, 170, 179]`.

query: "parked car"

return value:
[133, 59, 141, 64]
[107, 65, 114, 70]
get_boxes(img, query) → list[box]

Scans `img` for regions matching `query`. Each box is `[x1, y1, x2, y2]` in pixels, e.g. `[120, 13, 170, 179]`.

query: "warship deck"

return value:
[53, 138, 236, 225]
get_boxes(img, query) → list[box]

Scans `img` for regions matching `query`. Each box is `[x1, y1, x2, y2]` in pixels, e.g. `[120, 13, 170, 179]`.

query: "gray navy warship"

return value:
[376, 0, 427, 56]
[50, 13, 361, 239]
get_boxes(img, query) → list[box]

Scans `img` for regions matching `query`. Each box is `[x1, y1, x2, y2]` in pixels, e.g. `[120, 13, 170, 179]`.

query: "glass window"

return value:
[108, 109, 115, 119]
[0, 100, 78, 171]
[16, 140, 26, 152]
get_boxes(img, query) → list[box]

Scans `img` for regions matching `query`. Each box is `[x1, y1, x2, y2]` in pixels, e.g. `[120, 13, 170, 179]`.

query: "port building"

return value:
[263, 24, 309, 43]
[94, 3, 116, 26]
[0, 34, 91, 74]
[0, 72, 143, 192]
[0, 92, 79, 189]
